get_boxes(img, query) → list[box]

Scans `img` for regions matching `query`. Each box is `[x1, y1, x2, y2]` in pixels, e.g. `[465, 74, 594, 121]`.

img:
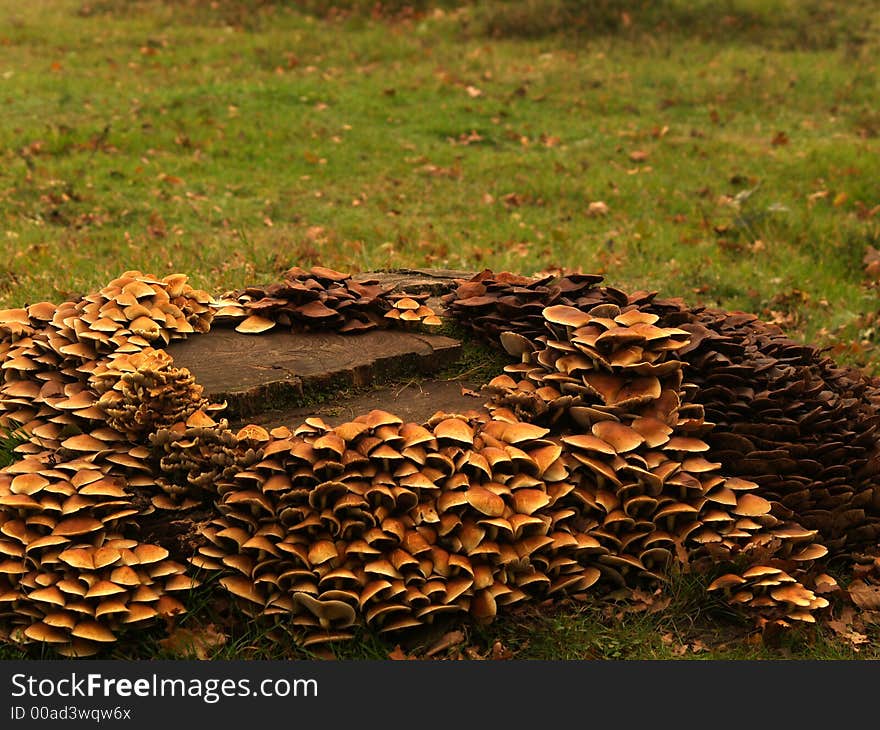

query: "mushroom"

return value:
[294, 592, 357, 630]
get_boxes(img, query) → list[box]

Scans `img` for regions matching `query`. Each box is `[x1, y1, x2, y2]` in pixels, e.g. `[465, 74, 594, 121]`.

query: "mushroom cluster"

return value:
[1, 272, 214, 445]
[664, 309, 880, 553]
[147, 413, 265, 512]
[708, 566, 835, 624]
[0, 264, 876, 654]
[0, 273, 217, 654]
[0, 454, 196, 656]
[483, 302, 832, 624]
[213, 266, 441, 335]
[182, 301, 835, 643]
[91, 348, 210, 438]
[443, 270, 880, 553]
[189, 407, 603, 646]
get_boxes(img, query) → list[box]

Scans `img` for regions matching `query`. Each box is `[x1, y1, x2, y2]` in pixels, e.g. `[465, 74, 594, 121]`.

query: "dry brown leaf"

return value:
[425, 630, 465, 658]
[771, 131, 789, 146]
[828, 619, 869, 648]
[863, 246, 880, 279]
[587, 201, 609, 217]
[860, 610, 880, 626]
[159, 624, 227, 660]
[388, 645, 411, 660]
[628, 587, 672, 614]
[690, 639, 708, 654]
[848, 579, 880, 610]
[490, 641, 513, 660]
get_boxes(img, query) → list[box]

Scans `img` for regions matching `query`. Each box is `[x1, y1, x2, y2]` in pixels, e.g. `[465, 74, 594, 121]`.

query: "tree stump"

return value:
[166, 268, 486, 424]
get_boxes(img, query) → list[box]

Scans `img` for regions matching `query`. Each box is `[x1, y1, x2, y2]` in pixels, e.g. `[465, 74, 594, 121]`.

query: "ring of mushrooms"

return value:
[2, 265, 876, 655]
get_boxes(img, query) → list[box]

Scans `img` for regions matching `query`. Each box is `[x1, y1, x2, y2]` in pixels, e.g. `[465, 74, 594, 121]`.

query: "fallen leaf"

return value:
[490, 641, 513, 660]
[652, 125, 669, 138]
[848, 579, 880, 610]
[828, 619, 869, 648]
[388, 645, 411, 660]
[862, 246, 880, 279]
[628, 149, 649, 162]
[771, 131, 789, 146]
[425, 630, 465, 658]
[587, 201, 609, 217]
[159, 625, 227, 660]
[465, 85, 483, 98]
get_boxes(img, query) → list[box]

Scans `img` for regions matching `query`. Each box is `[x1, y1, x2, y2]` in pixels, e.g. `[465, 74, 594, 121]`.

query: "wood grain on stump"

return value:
[167, 329, 463, 420]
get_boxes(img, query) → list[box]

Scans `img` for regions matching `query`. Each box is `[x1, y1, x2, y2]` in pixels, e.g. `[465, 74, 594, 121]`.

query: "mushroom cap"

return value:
[122, 604, 160, 624]
[591, 421, 644, 453]
[500, 332, 535, 357]
[133, 544, 170, 564]
[630, 417, 673, 447]
[235, 315, 276, 334]
[25, 622, 69, 644]
[733, 493, 772, 517]
[433, 418, 474, 445]
[501, 422, 550, 444]
[61, 434, 107, 452]
[512, 489, 551, 515]
[708, 574, 747, 591]
[770, 584, 816, 607]
[53, 517, 104, 537]
[742, 565, 781, 580]
[363, 410, 403, 429]
[665, 436, 710, 453]
[10, 473, 50, 495]
[236, 424, 271, 443]
[543, 305, 591, 328]
[71, 621, 117, 643]
[219, 576, 264, 605]
[791, 543, 828, 561]
[561, 434, 616, 456]
[464, 486, 506, 517]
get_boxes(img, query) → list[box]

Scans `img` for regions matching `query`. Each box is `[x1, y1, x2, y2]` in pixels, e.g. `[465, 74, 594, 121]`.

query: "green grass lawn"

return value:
[1, 0, 879, 659]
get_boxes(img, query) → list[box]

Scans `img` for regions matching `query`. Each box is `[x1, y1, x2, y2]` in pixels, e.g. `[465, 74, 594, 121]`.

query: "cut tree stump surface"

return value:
[167, 328, 463, 419]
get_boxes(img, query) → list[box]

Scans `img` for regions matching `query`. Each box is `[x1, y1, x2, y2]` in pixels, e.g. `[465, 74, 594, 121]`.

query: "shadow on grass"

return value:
[470, 0, 876, 52]
[79, 0, 877, 53]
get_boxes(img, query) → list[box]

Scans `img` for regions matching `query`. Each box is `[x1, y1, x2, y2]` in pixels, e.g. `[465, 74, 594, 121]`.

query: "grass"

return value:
[0, 0, 877, 362]
[0, 0, 879, 659]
